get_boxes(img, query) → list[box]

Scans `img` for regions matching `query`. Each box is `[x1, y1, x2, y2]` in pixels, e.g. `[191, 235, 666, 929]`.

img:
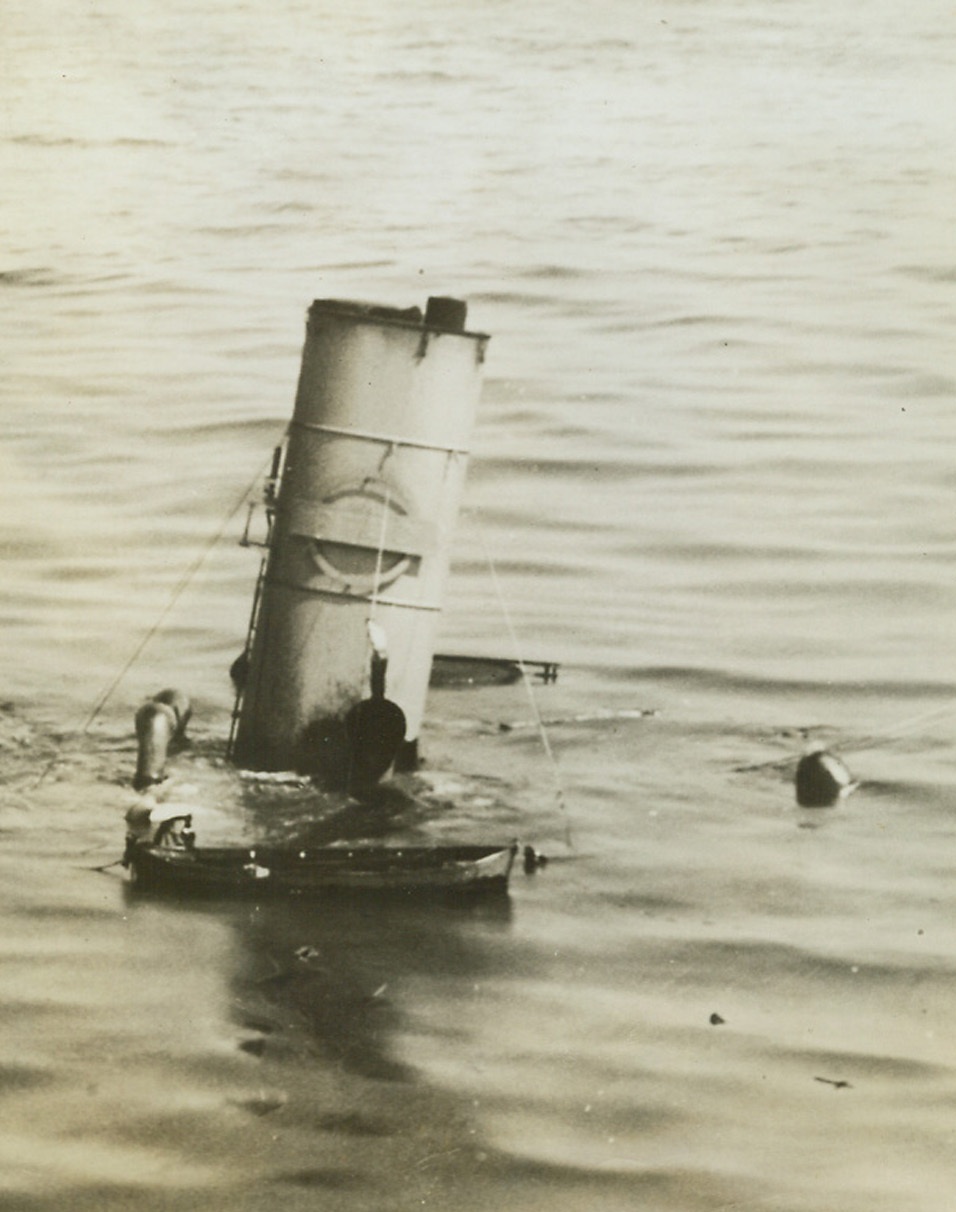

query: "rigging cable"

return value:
[475, 512, 573, 849]
[33, 446, 284, 793]
[81, 456, 278, 734]
[368, 478, 392, 627]
[735, 695, 956, 774]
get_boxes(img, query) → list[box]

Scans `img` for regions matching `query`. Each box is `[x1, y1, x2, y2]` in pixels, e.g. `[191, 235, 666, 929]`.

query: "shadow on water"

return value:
[124, 882, 513, 1086]
[239, 895, 512, 1082]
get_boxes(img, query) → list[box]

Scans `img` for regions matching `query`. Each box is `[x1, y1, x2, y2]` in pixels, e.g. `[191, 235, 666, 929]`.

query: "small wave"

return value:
[480, 1141, 741, 1202]
[110, 139, 169, 150]
[895, 263, 956, 284]
[0, 1061, 54, 1091]
[781, 1046, 949, 1082]
[310, 1112, 393, 1137]
[0, 267, 62, 288]
[375, 69, 462, 84]
[891, 373, 956, 400]
[658, 937, 956, 988]
[516, 265, 593, 282]
[476, 455, 721, 481]
[641, 312, 733, 330]
[636, 540, 816, 563]
[274, 1168, 362, 1189]
[320, 258, 395, 272]
[10, 133, 169, 149]
[468, 289, 561, 309]
[9, 134, 82, 148]
[267, 200, 316, 215]
[194, 223, 299, 238]
[143, 415, 287, 442]
[606, 665, 956, 700]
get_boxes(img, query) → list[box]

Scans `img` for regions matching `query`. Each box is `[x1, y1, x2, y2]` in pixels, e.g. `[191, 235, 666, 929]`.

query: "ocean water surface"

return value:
[3, 0, 956, 1208]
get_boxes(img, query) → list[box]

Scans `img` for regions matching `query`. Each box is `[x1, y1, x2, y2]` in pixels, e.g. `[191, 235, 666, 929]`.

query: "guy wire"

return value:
[475, 512, 573, 849]
[368, 482, 391, 626]
[79, 446, 283, 739]
[736, 695, 956, 774]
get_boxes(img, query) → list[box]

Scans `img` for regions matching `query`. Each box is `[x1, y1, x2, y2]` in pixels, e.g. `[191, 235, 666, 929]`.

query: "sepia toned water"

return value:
[3, 0, 956, 1207]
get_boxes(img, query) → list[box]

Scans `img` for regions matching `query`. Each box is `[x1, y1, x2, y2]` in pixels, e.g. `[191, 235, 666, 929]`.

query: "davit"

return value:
[134, 689, 192, 790]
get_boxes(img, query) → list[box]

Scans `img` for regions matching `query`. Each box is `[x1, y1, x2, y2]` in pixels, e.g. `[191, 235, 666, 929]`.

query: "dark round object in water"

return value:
[522, 845, 549, 874]
[795, 750, 855, 807]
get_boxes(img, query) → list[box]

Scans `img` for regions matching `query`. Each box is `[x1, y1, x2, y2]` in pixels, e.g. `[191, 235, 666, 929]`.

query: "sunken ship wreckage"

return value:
[125, 296, 530, 897]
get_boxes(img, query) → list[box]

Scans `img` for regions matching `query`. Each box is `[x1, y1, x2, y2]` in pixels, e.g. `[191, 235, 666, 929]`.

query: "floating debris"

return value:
[523, 845, 549, 874]
[499, 708, 656, 733]
[795, 749, 857, 807]
[429, 653, 558, 688]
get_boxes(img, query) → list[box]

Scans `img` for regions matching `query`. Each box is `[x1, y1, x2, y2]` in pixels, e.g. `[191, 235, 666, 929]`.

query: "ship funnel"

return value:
[232, 298, 489, 786]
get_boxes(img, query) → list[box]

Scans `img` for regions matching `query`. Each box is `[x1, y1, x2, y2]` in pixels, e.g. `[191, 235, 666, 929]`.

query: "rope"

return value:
[368, 482, 391, 626]
[31, 451, 280, 792]
[736, 695, 956, 774]
[80, 470, 272, 735]
[475, 514, 573, 849]
[858, 697, 956, 745]
[49, 447, 281, 766]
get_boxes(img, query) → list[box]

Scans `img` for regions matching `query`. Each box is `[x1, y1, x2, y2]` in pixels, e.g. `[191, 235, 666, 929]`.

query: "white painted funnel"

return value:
[232, 298, 489, 783]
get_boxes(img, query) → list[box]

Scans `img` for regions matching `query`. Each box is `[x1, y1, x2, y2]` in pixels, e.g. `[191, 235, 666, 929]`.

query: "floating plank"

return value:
[430, 653, 559, 688]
